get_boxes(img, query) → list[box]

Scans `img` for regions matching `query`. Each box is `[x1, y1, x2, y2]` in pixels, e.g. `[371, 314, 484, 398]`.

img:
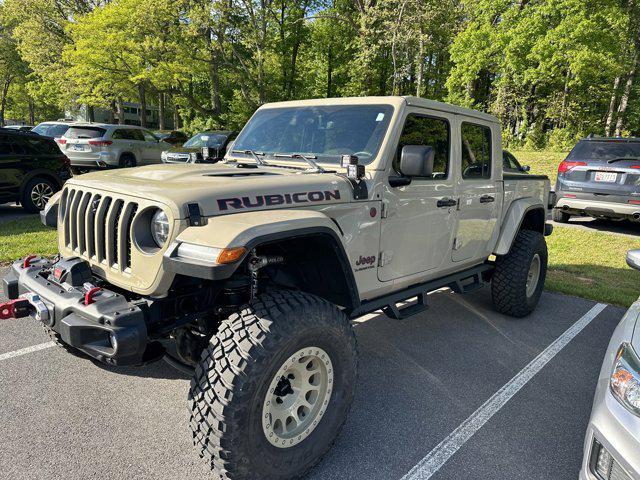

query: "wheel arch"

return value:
[494, 198, 546, 256]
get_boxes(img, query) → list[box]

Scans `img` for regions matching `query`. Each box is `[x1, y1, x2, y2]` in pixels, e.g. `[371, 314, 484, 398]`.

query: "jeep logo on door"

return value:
[354, 254, 376, 271]
[217, 190, 341, 211]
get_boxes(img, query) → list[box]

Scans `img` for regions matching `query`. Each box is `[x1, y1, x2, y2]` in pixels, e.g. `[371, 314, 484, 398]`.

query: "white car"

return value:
[31, 121, 71, 139]
[579, 250, 640, 480]
[58, 123, 172, 169]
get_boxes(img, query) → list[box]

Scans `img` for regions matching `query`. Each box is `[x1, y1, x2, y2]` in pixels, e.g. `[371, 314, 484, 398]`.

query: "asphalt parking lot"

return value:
[0, 203, 33, 224]
[0, 267, 625, 480]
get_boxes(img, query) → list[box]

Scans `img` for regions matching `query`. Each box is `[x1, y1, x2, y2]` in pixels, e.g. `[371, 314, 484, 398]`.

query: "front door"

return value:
[452, 120, 500, 262]
[378, 111, 457, 282]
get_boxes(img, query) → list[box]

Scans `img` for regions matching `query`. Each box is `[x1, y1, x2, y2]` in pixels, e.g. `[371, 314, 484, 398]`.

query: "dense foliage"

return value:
[1, 0, 638, 147]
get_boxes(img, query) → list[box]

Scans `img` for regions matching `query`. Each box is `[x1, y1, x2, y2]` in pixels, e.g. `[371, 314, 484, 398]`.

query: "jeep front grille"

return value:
[60, 188, 138, 272]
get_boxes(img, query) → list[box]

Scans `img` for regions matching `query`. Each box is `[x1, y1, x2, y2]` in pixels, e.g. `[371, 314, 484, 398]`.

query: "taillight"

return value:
[88, 140, 113, 146]
[558, 160, 587, 174]
[631, 165, 640, 169]
[56, 138, 67, 145]
[629, 199, 640, 205]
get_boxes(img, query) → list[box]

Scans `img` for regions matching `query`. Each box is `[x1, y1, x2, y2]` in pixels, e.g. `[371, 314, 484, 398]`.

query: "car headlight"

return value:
[151, 209, 169, 247]
[610, 343, 640, 416]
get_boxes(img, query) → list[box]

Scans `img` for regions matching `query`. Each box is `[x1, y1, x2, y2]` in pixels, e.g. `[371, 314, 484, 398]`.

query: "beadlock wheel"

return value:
[262, 346, 334, 448]
[526, 253, 541, 298]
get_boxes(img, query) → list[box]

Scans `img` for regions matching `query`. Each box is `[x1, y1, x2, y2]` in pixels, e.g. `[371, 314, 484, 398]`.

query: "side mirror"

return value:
[521, 165, 531, 172]
[400, 145, 434, 177]
[627, 250, 640, 271]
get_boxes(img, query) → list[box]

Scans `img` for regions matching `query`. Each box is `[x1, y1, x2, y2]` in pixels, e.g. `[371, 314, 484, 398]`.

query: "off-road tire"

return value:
[188, 290, 358, 480]
[42, 324, 89, 359]
[491, 230, 548, 318]
[119, 154, 137, 168]
[552, 208, 570, 223]
[21, 177, 57, 213]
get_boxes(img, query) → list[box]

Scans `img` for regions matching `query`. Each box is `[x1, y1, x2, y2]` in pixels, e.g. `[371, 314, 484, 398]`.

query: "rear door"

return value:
[0, 135, 21, 202]
[452, 120, 501, 263]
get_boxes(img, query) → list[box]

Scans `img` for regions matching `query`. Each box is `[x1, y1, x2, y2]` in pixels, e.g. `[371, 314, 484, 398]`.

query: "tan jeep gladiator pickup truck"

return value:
[2, 96, 554, 480]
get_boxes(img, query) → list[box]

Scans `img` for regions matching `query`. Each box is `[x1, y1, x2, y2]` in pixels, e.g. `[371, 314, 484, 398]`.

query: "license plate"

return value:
[71, 144, 85, 151]
[594, 171, 617, 182]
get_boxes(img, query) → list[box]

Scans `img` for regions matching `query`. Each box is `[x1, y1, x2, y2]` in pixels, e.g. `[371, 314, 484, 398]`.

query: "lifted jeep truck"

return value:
[2, 96, 554, 480]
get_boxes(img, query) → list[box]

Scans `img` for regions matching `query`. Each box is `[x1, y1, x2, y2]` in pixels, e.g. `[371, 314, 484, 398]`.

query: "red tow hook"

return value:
[22, 255, 37, 268]
[84, 287, 102, 306]
[0, 298, 31, 320]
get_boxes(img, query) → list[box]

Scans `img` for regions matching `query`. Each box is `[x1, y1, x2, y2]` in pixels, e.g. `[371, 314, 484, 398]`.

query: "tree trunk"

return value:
[0, 77, 12, 127]
[416, 35, 425, 97]
[172, 95, 180, 129]
[87, 105, 95, 122]
[605, 76, 621, 136]
[615, 53, 638, 136]
[116, 98, 125, 124]
[28, 98, 35, 125]
[138, 83, 147, 128]
[326, 46, 333, 98]
[108, 101, 116, 124]
[158, 92, 165, 130]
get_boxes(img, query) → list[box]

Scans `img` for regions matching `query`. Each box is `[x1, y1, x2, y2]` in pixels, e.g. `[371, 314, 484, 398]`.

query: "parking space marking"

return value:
[401, 302, 607, 480]
[0, 341, 55, 361]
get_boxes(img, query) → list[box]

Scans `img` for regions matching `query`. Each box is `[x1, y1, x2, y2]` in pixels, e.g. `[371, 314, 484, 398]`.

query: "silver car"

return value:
[580, 250, 640, 480]
[58, 123, 171, 169]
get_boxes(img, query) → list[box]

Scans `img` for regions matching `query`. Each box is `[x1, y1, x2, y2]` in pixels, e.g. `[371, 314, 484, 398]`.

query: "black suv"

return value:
[553, 136, 640, 223]
[0, 129, 71, 213]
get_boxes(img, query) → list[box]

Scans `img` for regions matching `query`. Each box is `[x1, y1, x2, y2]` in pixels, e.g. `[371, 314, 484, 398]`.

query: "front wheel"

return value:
[491, 230, 548, 317]
[189, 291, 357, 480]
[21, 177, 57, 213]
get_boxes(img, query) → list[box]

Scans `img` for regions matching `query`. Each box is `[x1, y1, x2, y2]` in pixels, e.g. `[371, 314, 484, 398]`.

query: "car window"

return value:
[461, 123, 492, 179]
[129, 129, 145, 141]
[393, 114, 450, 178]
[0, 136, 12, 155]
[184, 133, 228, 148]
[567, 140, 640, 161]
[112, 129, 135, 140]
[32, 123, 69, 138]
[65, 126, 106, 139]
[503, 151, 521, 173]
[142, 130, 158, 142]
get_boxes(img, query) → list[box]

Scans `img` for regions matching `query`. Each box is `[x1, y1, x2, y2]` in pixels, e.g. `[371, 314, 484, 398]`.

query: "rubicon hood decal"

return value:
[218, 190, 341, 211]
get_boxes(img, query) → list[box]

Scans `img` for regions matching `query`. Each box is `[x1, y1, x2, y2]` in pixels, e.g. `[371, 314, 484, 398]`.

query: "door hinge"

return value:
[379, 250, 393, 267]
[381, 200, 389, 219]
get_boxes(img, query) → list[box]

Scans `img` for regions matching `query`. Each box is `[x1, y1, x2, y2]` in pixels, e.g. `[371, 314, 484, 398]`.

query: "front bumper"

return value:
[3, 258, 152, 366]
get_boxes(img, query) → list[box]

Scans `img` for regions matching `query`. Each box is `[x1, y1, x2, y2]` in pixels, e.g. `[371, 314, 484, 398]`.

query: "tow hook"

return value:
[0, 293, 50, 323]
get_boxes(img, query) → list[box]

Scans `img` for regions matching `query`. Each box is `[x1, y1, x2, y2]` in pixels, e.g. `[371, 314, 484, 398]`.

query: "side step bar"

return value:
[350, 263, 494, 320]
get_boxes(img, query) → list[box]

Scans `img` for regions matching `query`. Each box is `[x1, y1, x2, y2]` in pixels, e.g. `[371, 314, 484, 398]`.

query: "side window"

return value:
[461, 123, 492, 179]
[130, 129, 145, 141]
[112, 129, 131, 140]
[142, 130, 158, 142]
[0, 136, 12, 155]
[502, 151, 520, 173]
[394, 114, 450, 179]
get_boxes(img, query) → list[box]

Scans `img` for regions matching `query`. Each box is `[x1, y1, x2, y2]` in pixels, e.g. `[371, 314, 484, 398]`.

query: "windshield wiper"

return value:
[273, 153, 326, 173]
[230, 149, 268, 166]
[607, 157, 640, 164]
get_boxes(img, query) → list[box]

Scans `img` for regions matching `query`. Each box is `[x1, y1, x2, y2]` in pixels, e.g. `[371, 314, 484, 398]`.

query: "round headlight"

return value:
[151, 209, 169, 247]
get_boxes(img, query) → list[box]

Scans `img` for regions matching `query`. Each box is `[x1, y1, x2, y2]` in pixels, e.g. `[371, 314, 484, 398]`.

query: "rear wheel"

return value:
[119, 154, 137, 168]
[491, 230, 548, 317]
[21, 177, 57, 213]
[552, 208, 570, 223]
[189, 290, 357, 479]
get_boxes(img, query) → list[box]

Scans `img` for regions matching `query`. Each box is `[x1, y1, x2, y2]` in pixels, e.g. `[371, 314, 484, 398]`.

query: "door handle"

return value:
[437, 197, 457, 208]
[480, 195, 495, 204]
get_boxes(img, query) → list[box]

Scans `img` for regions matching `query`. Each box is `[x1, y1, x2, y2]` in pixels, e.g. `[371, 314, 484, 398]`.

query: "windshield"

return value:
[184, 133, 227, 148]
[567, 140, 640, 161]
[231, 105, 394, 165]
[32, 123, 70, 138]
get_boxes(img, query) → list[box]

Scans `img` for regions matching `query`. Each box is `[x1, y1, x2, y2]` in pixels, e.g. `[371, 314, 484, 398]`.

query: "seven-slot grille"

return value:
[60, 188, 138, 272]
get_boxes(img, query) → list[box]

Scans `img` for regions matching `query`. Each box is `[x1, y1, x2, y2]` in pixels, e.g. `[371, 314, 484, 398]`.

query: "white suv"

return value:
[58, 124, 172, 169]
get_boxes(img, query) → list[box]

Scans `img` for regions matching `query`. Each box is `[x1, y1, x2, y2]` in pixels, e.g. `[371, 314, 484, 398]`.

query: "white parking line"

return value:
[0, 341, 55, 361]
[401, 302, 608, 480]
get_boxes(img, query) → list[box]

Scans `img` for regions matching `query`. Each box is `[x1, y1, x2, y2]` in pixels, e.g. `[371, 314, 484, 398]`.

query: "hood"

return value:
[67, 163, 354, 219]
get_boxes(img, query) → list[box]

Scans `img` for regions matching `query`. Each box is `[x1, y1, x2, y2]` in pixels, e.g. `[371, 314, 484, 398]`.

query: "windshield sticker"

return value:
[376, 113, 385, 122]
[217, 190, 341, 210]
